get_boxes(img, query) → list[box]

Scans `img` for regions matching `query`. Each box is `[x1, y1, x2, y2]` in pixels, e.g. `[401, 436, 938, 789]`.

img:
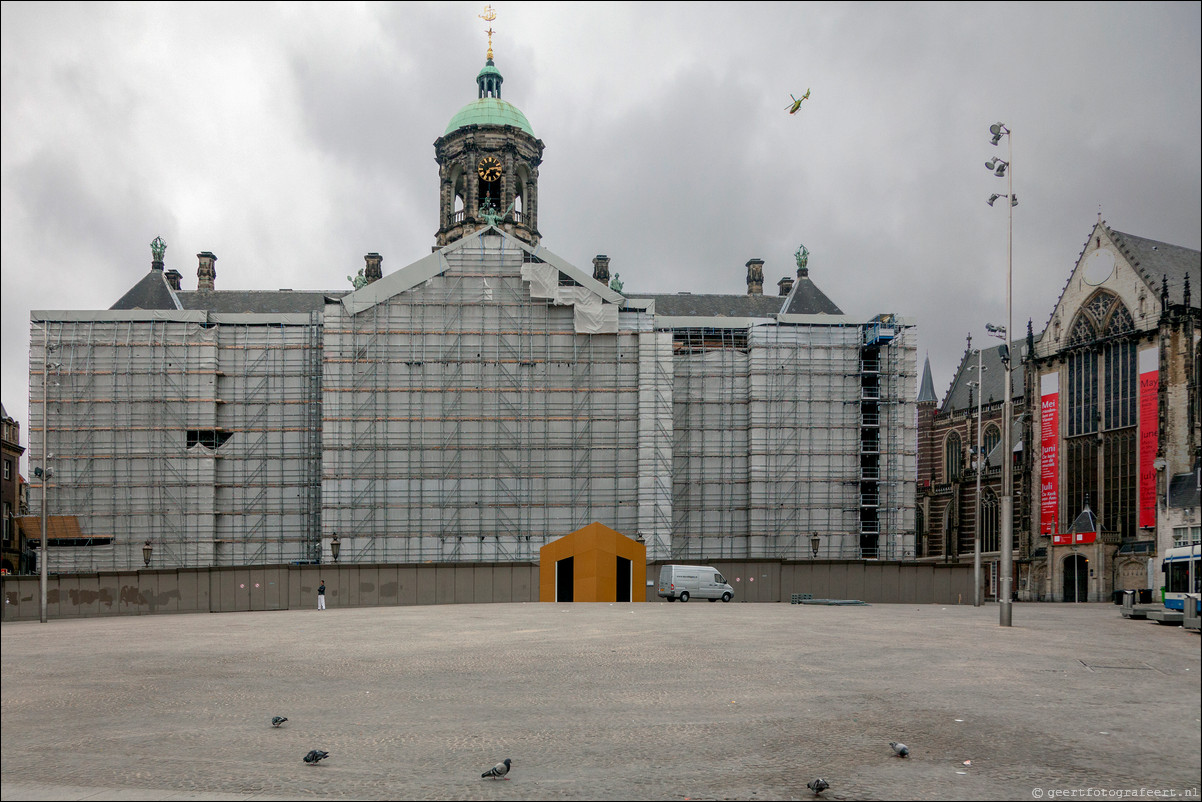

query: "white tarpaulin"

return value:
[521, 264, 618, 334]
[521, 263, 559, 301]
[560, 286, 619, 334]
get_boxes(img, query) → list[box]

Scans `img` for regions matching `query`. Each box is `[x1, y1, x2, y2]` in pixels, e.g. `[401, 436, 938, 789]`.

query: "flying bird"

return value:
[807, 778, 830, 795]
[303, 750, 330, 765]
[891, 741, 910, 758]
[481, 758, 511, 780]
[271, 716, 288, 728]
[786, 89, 811, 114]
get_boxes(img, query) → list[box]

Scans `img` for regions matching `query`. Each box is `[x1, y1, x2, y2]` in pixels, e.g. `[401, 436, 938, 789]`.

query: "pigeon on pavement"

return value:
[303, 750, 330, 764]
[481, 758, 511, 780]
[806, 778, 829, 795]
[891, 741, 910, 758]
[271, 716, 288, 728]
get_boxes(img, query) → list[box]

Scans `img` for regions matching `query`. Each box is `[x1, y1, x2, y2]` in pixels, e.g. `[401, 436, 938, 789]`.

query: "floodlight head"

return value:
[999, 343, 1010, 364]
[987, 194, 1001, 206]
[985, 158, 998, 170]
[990, 133, 1003, 146]
[985, 322, 1005, 336]
[994, 163, 1007, 177]
[990, 123, 1004, 136]
[1010, 193, 1018, 207]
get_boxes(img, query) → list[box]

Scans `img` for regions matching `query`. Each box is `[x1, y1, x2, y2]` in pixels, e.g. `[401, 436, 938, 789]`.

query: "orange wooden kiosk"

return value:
[538, 522, 647, 602]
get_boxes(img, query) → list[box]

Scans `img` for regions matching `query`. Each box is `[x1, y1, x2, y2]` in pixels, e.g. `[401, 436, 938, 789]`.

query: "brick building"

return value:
[916, 339, 1027, 601]
[919, 219, 1200, 603]
[1025, 220, 1199, 602]
[1, 403, 26, 574]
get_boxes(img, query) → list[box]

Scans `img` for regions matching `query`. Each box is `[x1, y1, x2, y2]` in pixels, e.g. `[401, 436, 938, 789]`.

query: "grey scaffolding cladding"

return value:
[28, 230, 916, 572]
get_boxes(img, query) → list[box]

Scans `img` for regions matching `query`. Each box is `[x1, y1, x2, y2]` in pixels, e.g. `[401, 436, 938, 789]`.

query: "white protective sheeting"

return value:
[521, 262, 559, 301]
[521, 263, 619, 334]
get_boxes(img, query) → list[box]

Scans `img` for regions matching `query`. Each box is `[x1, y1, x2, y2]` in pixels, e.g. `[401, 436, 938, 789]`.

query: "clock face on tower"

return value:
[477, 156, 502, 182]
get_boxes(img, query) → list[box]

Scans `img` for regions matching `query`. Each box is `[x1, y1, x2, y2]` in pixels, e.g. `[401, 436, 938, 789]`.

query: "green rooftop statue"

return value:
[609, 273, 623, 293]
[478, 197, 514, 227]
[151, 236, 167, 262]
[347, 267, 368, 289]
[794, 244, 809, 270]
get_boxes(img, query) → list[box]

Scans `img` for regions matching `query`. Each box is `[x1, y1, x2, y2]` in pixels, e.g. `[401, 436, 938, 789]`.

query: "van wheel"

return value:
[721, 592, 732, 603]
[679, 591, 690, 603]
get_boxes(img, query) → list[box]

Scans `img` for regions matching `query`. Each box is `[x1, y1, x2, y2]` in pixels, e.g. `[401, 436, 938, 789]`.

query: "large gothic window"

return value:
[1104, 331, 1136, 429]
[982, 424, 1000, 465]
[981, 489, 999, 553]
[1065, 437, 1098, 527]
[1103, 429, 1136, 539]
[1062, 290, 1138, 540]
[945, 432, 962, 482]
[1067, 347, 1097, 436]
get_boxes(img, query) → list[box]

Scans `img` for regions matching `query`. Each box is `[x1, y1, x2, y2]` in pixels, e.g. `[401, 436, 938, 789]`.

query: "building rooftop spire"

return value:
[917, 354, 938, 404]
[479, 4, 496, 60]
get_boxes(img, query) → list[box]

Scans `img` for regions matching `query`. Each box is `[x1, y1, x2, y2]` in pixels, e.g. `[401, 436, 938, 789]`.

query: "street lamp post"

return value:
[37, 328, 59, 624]
[986, 122, 1016, 626]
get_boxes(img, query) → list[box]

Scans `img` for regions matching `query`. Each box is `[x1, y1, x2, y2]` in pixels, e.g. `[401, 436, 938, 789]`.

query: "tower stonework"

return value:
[434, 56, 544, 248]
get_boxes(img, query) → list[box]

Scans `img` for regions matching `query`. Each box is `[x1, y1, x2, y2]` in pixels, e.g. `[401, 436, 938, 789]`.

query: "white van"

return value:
[658, 564, 734, 603]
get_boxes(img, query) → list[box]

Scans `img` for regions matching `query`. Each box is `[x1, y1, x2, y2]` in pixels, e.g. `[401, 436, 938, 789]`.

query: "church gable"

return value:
[1037, 222, 1162, 357]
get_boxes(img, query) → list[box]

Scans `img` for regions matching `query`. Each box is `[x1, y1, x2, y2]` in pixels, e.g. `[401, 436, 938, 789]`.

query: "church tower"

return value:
[434, 21, 544, 247]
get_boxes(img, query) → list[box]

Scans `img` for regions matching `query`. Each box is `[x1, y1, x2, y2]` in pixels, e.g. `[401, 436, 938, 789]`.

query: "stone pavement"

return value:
[2, 602, 1199, 801]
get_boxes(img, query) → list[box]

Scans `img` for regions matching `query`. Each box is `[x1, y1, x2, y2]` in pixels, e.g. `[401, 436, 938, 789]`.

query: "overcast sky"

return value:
[3, 1, 1200, 466]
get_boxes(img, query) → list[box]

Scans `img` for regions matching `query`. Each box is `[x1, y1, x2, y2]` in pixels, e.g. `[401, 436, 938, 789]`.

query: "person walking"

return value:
[317, 579, 326, 610]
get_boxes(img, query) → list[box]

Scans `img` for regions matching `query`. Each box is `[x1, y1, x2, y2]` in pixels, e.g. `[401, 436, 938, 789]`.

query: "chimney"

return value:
[778, 276, 794, 296]
[197, 251, 217, 291]
[746, 258, 764, 295]
[592, 254, 610, 284]
[364, 252, 383, 284]
[164, 270, 183, 291]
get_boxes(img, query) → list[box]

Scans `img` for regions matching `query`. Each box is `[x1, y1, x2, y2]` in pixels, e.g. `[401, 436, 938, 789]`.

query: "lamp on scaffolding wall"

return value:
[142, 540, 153, 567]
[37, 329, 61, 624]
[330, 532, 341, 563]
[810, 532, 821, 559]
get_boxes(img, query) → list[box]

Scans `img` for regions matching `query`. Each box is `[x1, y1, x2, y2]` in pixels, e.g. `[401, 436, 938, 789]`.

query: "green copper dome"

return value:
[444, 97, 534, 136]
[443, 57, 534, 137]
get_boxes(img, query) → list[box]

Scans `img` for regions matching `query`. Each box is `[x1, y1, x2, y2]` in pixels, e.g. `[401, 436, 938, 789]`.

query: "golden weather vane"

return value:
[479, 5, 497, 59]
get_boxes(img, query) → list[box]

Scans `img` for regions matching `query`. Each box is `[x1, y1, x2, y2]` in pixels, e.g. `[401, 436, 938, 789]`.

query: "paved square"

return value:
[2, 602, 1199, 800]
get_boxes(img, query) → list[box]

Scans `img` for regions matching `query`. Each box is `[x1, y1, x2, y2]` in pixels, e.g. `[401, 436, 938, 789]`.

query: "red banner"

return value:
[1138, 347, 1158, 528]
[1040, 373, 1059, 535]
[1053, 532, 1097, 546]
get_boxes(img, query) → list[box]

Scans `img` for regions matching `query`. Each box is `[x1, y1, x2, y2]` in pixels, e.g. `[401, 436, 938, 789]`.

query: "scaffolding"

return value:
[28, 233, 915, 573]
[28, 310, 324, 572]
[665, 320, 915, 561]
[321, 233, 670, 563]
